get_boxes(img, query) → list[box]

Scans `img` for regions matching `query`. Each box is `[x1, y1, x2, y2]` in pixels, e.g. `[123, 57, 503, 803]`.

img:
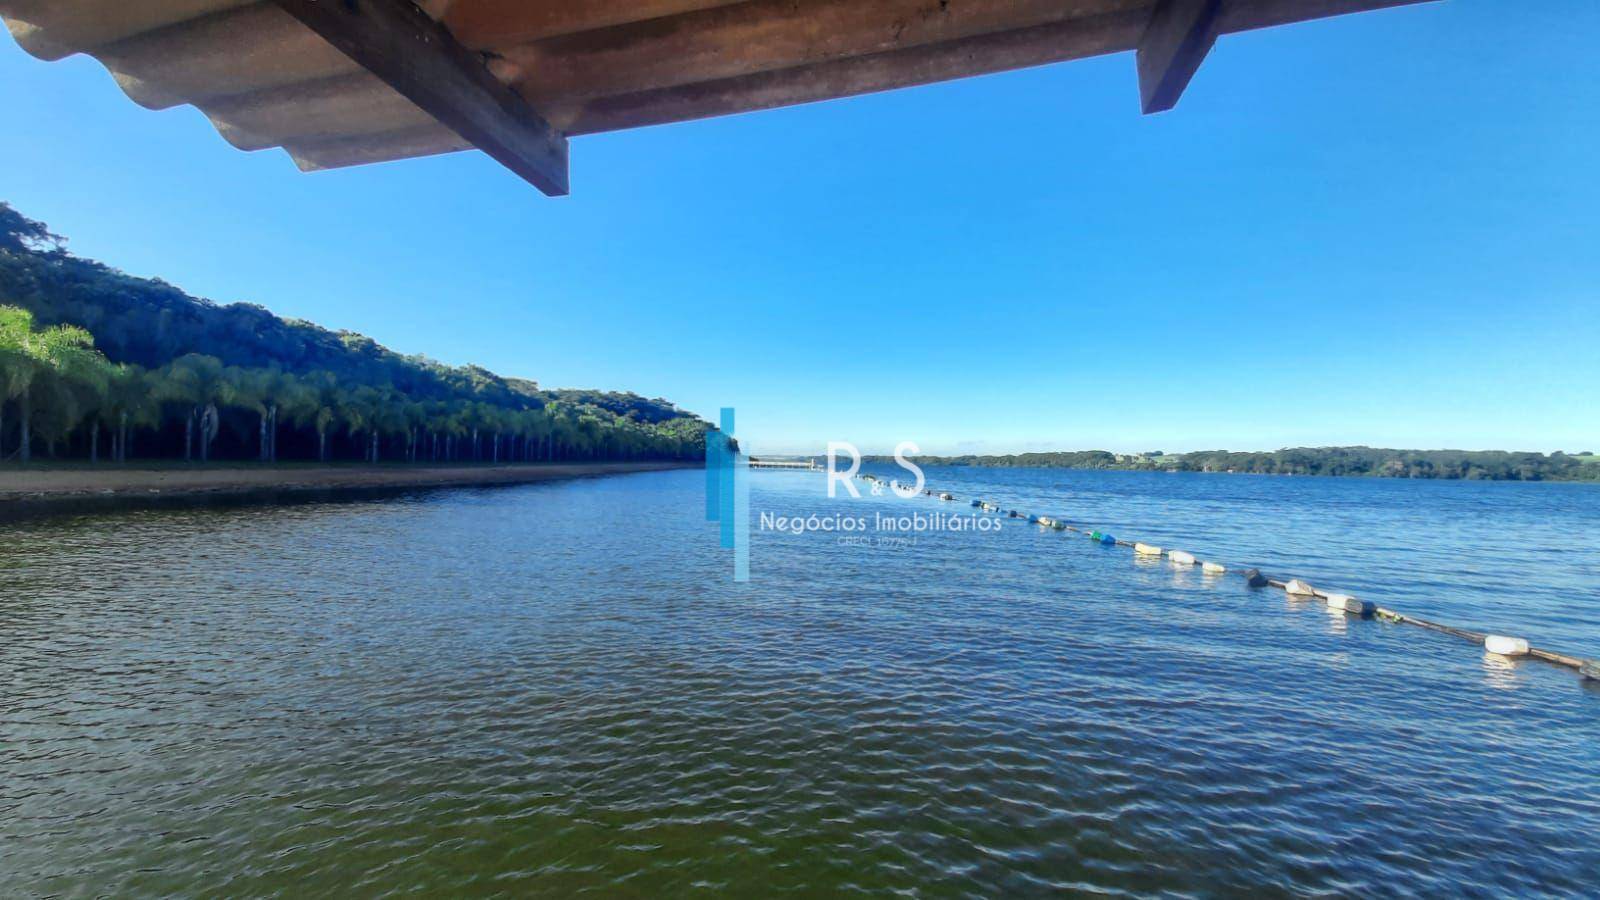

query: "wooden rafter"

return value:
[1137, 0, 1224, 114]
[271, 0, 569, 195]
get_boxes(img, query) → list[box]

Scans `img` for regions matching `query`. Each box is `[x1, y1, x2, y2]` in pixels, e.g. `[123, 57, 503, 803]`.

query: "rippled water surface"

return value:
[2, 467, 1598, 896]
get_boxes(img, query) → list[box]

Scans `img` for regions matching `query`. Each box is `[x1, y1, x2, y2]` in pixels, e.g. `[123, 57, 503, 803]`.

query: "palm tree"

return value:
[103, 364, 160, 463]
[314, 407, 336, 461]
[337, 387, 374, 463]
[442, 408, 468, 462]
[0, 307, 30, 457]
[545, 401, 576, 461]
[530, 407, 553, 460]
[73, 361, 114, 463]
[464, 402, 491, 462]
[402, 400, 427, 463]
[0, 307, 105, 463]
[365, 388, 405, 463]
[429, 403, 458, 462]
[513, 409, 540, 462]
[224, 366, 264, 463]
[265, 370, 297, 463]
[487, 406, 509, 463]
[274, 374, 318, 463]
[159, 354, 233, 463]
[338, 385, 403, 463]
[295, 372, 343, 463]
[33, 358, 110, 460]
[230, 366, 291, 463]
[576, 414, 602, 460]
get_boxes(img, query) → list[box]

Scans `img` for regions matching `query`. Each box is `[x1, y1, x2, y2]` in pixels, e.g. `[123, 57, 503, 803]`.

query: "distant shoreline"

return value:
[855, 447, 1600, 482]
[0, 461, 696, 515]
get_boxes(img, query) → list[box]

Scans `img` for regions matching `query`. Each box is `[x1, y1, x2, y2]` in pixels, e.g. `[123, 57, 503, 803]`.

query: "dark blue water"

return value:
[858, 464, 1600, 658]
[1, 467, 1596, 895]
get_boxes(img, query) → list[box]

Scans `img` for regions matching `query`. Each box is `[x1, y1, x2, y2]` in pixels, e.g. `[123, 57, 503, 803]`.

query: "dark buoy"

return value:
[1243, 568, 1269, 588]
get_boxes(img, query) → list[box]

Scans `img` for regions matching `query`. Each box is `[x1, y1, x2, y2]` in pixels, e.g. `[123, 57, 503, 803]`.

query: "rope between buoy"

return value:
[847, 473, 1599, 682]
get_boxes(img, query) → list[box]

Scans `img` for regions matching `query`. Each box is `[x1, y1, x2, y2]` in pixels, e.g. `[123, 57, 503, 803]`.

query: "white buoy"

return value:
[1201, 561, 1226, 574]
[1284, 579, 1317, 596]
[1484, 635, 1530, 657]
[1168, 550, 1196, 566]
[939, 492, 954, 501]
[1134, 542, 1163, 556]
[1324, 594, 1374, 616]
[1037, 516, 1055, 527]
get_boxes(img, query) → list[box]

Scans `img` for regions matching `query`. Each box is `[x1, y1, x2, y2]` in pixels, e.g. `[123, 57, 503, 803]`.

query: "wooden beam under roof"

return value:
[552, 0, 1433, 134]
[270, 0, 568, 195]
[1137, 0, 1223, 113]
[555, 9, 1153, 135]
[1220, 0, 1434, 33]
[492, 0, 1149, 108]
[442, 0, 747, 47]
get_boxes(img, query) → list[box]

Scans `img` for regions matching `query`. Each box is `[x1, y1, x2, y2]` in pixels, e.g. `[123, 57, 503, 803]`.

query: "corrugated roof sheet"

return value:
[3, 0, 469, 170]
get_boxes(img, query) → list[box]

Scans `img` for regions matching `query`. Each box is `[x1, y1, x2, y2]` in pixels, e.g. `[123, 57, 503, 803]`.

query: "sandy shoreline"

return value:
[0, 461, 696, 509]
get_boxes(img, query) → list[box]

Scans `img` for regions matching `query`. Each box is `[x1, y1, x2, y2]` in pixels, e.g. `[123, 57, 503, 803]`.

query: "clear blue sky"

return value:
[3, 0, 1596, 456]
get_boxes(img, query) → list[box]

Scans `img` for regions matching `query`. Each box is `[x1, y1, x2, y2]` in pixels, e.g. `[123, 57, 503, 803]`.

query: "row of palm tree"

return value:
[0, 306, 704, 465]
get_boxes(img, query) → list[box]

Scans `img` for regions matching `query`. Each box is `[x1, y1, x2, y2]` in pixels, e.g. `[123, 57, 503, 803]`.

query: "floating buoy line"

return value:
[853, 473, 1600, 685]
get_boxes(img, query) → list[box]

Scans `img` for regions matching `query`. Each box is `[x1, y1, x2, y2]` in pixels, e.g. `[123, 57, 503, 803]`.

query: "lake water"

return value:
[2, 467, 1597, 895]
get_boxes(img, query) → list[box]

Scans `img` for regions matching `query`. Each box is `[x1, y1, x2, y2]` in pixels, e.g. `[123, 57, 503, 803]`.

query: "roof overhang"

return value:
[1, 0, 1436, 196]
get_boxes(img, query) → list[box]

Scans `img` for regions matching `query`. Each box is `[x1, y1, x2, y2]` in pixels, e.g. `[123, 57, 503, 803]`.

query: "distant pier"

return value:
[749, 458, 819, 470]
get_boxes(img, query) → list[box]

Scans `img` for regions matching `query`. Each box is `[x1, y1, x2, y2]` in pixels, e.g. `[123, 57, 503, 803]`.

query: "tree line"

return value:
[0, 202, 709, 466]
[866, 447, 1599, 481]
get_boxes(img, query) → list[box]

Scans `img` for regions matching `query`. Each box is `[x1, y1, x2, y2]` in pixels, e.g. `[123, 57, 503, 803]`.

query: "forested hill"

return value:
[867, 448, 1600, 481]
[0, 201, 709, 464]
[0, 203, 694, 420]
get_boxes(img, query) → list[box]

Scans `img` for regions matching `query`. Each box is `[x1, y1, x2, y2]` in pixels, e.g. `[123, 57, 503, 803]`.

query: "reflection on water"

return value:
[1320, 604, 1352, 636]
[1480, 652, 1526, 691]
[1, 468, 1598, 895]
